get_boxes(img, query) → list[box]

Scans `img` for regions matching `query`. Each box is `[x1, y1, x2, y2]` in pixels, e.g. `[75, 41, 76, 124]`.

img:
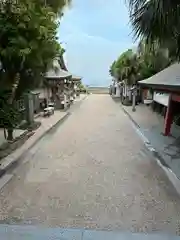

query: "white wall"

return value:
[153, 92, 169, 107]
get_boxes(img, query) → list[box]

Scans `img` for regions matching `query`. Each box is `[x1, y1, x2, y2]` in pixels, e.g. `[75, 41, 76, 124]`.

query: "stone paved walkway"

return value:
[122, 103, 180, 179]
[0, 95, 180, 234]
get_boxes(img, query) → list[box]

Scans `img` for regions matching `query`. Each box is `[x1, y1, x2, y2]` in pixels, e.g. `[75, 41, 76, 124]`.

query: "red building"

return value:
[139, 63, 180, 136]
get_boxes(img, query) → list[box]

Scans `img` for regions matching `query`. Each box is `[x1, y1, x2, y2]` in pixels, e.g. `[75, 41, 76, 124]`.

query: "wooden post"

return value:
[164, 95, 173, 136]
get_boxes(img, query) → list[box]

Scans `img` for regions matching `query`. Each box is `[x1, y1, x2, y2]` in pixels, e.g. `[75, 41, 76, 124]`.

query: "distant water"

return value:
[83, 80, 111, 88]
[88, 85, 109, 88]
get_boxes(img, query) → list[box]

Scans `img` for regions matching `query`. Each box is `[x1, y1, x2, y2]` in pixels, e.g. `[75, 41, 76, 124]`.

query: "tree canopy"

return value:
[0, 0, 69, 94]
[41, 0, 71, 14]
[109, 40, 170, 85]
[0, 0, 70, 139]
[0, 0, 59, 95]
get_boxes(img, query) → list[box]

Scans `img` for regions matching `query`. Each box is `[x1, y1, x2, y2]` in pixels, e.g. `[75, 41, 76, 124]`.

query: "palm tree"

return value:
[137, 39, 170, 74]
[128, 0, 180, 57]
[109, 61, 117, 77]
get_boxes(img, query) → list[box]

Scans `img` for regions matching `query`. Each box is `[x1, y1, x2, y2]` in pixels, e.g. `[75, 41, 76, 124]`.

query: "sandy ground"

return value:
[0, 95, 180, 234]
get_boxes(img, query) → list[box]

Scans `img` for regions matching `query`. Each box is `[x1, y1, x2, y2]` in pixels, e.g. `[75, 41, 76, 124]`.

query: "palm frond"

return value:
[129, 0, 180, 47]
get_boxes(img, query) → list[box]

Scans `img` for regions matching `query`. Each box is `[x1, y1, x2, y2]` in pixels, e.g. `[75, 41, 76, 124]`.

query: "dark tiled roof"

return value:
[139, 63, 180, 88]
[45, 68, 72, 79]
[72, 75, 82, 81]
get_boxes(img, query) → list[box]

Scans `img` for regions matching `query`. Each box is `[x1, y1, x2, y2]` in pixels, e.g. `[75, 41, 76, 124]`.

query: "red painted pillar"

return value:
[164, 95, 173, 136]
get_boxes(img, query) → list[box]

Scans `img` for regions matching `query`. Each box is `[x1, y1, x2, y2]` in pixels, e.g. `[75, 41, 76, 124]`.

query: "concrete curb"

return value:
[0, 112, 70, 178]
[121, 104, 180, 195]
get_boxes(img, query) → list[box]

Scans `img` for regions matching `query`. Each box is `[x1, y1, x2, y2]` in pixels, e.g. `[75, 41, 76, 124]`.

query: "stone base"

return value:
[0, 131, 34, 160]
[122, 98, 132, 106]
[0, 122, 41, 160]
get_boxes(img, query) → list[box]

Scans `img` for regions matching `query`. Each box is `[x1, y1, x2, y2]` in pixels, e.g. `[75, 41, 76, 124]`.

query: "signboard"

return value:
[153, 92, 169, 106]
[144, 99, 153, 104]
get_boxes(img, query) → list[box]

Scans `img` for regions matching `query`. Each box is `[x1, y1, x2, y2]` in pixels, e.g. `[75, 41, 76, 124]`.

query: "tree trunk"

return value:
[3, 128, 7, 139]
[7, 128, 13, 141]
[6, 73, 19, 142]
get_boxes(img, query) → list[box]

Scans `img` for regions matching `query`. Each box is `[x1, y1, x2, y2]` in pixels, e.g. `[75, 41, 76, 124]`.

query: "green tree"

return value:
[110, 49, 140, 85]
[0, 91, 20, 140]
[41, 0, 71, 14]
[110, 40, 170, 87]
[137, 40, 170, 79]
[0, 0, 61, 140]
[77, 81, 86, 93]
[109, 61, 117, 77]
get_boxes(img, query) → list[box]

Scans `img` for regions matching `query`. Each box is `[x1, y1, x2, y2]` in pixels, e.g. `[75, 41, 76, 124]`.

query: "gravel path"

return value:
[0, 95, 180, 234]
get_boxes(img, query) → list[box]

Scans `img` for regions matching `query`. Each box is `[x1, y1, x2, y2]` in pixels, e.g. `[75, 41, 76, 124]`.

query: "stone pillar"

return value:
[132, 93, 136, 112]
[132, 88, 137, 112]
[24, 93, 34, 125]
[115, 86, 120, 97]
[128, 86, 132, 101]
[64, 94, 68, 109]
[46, 87, 51, 100]
[74, 83, 77, 99]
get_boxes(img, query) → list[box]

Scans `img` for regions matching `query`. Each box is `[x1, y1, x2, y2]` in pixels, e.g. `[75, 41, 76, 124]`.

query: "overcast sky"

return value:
[58, 0, 134, 86]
